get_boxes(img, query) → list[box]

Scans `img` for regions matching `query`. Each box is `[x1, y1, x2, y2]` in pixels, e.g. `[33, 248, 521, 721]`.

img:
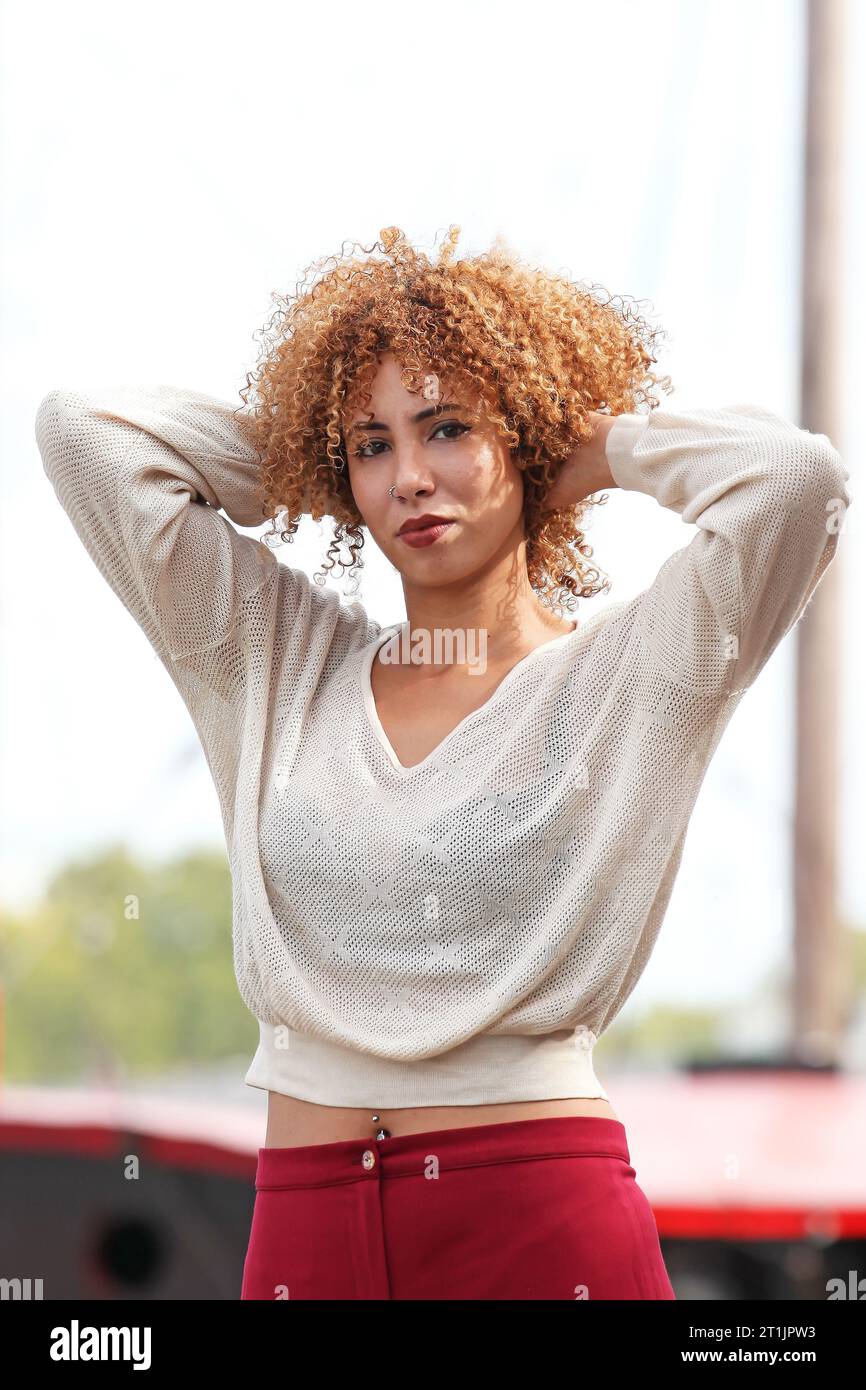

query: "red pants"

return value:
[240, 1115, 675, 1300]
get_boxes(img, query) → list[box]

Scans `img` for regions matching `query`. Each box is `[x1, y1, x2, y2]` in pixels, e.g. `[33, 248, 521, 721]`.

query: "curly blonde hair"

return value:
[238, 224, 673, 609]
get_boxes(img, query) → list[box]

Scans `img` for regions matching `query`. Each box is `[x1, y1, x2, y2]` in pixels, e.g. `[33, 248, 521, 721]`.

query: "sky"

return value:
[1, 0, 863, 1024]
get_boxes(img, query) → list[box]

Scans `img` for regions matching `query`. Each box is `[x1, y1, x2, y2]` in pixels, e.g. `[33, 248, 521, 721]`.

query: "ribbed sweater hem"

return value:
[243, 1020, 609, 1108]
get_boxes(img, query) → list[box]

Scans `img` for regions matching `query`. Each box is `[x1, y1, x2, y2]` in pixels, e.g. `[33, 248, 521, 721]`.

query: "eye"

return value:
[353, 420, 471, 459]
[352, 438, 388, 460]
[431, 421, 471, 442]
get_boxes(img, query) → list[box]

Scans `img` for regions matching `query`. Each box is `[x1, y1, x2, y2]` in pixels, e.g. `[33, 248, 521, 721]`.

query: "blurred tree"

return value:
[0, 845, 257, 1083]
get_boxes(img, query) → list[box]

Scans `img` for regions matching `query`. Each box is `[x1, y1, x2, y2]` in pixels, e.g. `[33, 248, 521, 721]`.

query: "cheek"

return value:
[451, 438, 523, 506]
[460, 442, 526, 527]
[347, 467, 385, 525]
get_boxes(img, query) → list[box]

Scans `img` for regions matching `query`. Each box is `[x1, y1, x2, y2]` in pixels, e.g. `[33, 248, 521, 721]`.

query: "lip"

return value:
[397, 520, 456, 548]
[397, 514, 454, 536]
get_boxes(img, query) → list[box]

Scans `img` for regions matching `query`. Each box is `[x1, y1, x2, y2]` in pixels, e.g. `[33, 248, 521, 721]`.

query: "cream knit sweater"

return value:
[35, 386, 851, 1107]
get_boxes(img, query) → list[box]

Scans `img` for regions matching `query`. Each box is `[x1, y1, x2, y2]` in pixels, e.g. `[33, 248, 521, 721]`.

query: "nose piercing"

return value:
[371, 1112, 390, 1139]
[388, 485, 397, 498]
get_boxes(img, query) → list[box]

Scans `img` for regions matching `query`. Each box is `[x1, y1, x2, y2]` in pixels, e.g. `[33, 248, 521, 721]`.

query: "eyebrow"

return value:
[347, 403, 462, 434]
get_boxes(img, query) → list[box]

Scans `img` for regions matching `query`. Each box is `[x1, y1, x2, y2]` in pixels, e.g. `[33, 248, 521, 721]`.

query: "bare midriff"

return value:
[265, 1091, 621, 1148]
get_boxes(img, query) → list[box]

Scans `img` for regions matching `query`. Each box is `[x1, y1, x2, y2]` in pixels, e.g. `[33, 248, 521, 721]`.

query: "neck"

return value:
[398, 530, 575, 672]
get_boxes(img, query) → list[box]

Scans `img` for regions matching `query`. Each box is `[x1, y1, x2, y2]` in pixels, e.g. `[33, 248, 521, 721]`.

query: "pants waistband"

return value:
[254, 1115, 631, 1189]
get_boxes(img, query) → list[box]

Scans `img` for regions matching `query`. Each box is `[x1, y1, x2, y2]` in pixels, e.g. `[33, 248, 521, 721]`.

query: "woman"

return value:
[36, 225, 850, 1300]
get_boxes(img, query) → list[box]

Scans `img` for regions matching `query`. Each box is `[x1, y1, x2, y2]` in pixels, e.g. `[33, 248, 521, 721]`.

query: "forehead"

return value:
[344, 364, 481, 431]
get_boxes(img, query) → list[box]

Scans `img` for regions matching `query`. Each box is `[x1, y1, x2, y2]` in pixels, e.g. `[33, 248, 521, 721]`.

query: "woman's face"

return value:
[344, 352, 527, 587]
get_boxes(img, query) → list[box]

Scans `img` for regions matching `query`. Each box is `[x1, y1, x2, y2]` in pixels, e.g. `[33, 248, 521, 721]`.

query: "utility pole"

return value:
[793, 0, 847, 1064]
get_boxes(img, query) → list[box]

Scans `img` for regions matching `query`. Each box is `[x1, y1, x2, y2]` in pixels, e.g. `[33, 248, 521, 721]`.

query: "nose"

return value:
[388, 443, 436, 501]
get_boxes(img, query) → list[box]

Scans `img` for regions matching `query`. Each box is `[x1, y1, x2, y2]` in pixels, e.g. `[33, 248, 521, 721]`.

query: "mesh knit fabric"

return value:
[36, 386, 851, 1106]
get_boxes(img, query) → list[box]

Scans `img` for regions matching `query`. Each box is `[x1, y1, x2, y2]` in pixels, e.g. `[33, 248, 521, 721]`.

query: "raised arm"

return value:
[598, 403, 851, 696]
[35, 384, 289, 667]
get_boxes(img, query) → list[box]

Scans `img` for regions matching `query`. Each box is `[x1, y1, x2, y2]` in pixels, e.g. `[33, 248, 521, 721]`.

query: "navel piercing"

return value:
[371, 1112, 390, 1139]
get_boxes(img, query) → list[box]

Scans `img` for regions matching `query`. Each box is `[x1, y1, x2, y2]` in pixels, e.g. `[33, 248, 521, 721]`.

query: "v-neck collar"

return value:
[361, 619, 581, 775]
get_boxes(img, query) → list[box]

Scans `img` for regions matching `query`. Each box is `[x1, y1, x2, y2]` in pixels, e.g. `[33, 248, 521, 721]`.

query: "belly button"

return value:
[371, 1111, 391, 1139]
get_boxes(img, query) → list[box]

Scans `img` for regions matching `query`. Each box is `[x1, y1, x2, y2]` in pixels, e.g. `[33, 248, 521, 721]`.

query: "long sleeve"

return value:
[603, 403, 852, 696]
[36, 384, 379, 859]
[35, 384, 286, 666]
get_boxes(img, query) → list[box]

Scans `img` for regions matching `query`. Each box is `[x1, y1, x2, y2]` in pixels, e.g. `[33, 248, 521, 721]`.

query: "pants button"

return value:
[361, 1149, 377, 1170]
